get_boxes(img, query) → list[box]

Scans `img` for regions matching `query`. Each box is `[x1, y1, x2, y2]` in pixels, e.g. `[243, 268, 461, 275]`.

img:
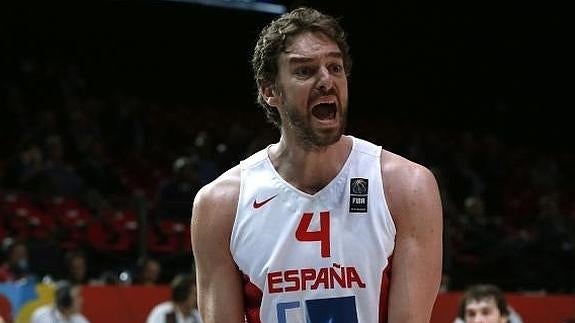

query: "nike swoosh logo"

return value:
[253, 194, 278, 209]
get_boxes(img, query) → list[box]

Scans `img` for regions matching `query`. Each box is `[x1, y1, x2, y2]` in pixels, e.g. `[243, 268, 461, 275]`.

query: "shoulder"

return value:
[149, 301, 173, 314]
[192, 165, 241, 219]
[381, 149, 438, 192]
[31, 305, 51, 316]
[73, 314, 90, 323]
[380, 150, 441, 225]
[147, 301, 173, 321]
[30, 305, 51, 322]
[191, 165, 241, 246]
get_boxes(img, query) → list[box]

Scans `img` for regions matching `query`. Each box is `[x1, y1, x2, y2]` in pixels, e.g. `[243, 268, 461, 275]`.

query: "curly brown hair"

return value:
[252, 7, 352, 128]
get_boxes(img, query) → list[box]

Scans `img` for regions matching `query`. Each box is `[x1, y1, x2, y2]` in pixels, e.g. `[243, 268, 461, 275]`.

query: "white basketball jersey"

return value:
[231, 136, 396, 323]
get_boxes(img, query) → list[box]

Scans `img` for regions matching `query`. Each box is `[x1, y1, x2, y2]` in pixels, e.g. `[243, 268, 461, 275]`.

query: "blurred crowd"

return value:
[1, 41, 574, 294]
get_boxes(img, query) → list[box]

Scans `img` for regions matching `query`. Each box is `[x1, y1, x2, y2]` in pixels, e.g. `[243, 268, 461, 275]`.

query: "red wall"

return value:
[82, 286, 170, 323]
[433, 292, 575, 323]
[78, 288, 575, 323]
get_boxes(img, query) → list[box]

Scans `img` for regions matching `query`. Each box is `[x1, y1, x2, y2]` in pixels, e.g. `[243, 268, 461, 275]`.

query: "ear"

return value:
[260, 83, 282, 107]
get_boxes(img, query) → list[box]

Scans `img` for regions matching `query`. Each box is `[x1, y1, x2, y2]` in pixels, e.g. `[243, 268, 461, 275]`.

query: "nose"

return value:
[470, 316, 486, 323]
[316, 66, 334, 93]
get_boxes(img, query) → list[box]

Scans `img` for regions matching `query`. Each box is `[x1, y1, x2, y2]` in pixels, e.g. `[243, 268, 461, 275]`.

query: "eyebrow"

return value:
[287, 52, 343, 64]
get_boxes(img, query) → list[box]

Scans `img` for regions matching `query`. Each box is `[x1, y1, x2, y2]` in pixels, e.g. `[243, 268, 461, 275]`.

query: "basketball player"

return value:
[191, 7, 443, 322]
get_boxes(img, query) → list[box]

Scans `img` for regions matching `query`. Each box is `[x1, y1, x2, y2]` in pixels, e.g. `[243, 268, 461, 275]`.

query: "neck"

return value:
[58, 307, 73, 319]
[174, 302, 192, 317]
[269, 135, 352, 194]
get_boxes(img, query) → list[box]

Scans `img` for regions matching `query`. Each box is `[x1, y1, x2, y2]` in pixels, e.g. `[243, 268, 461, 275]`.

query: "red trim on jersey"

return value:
[242, 273, 262, 323]
[379, 255, 393, 323]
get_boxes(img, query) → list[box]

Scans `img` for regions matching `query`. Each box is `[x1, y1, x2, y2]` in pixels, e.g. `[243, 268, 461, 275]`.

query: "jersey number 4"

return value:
[295, 211, 330, 257]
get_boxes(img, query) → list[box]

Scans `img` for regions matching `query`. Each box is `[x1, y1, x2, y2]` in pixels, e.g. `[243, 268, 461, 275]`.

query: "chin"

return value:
[305, 129, 343, 151]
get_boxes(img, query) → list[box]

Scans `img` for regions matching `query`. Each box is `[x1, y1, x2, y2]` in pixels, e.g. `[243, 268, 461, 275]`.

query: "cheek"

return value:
[286, 87, 311, 106]
[341, 88, 348, 101]
[337, 82, 348, 99]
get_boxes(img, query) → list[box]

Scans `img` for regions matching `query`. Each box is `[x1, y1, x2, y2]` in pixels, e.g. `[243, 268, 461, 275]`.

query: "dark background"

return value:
[1, 1, 570, 147]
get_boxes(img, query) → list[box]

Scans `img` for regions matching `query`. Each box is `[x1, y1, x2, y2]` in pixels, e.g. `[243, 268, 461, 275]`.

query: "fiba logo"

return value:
[351, 178, 368, 195]
[349, 178, 368, 213]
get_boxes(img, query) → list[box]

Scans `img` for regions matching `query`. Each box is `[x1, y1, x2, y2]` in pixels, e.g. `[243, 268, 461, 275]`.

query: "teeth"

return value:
[313, 96, 337, 106]
[314, 101, 336, 107]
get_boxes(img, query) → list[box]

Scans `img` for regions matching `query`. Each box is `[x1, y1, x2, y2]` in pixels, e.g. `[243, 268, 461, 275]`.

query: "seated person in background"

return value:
[63, 250, 91, 285]
[146, 274, 201, 323]
[0, 239, 32, 282]
[31, 281, 90, 323]
[455, 284, 523, 323]
[134, 258, 162, 285]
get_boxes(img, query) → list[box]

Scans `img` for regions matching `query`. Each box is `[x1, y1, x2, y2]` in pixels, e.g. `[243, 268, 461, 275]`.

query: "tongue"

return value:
[312, 104, 335, 120]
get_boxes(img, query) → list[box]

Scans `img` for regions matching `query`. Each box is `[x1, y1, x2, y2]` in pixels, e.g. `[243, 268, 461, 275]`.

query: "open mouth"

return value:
[311, 102, 337, 121]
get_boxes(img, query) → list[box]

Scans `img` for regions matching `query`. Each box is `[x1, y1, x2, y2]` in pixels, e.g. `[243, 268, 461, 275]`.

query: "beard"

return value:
[283, 100, 347, 151]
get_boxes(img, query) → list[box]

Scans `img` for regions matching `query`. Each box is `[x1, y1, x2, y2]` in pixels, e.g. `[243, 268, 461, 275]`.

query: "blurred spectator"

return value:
[0, 238, 32, 282]
[98, 270, 121, 285]
[31, 281, 89, 323]
[146, 274, 201, 323]
[451, 196, 505, 288]
[152, 156, 201, 220]
[62, 250, 91, 285]
[77, 141, 124, 198]
[34, 135, 84, 198]
[531, 193, 575, 292]
[103, 95, 147, 158]
[3, 142, 43, 189]
[192, 132, 219, 185]
[454, 284, 523, 323]
[134, 258, 161, 285]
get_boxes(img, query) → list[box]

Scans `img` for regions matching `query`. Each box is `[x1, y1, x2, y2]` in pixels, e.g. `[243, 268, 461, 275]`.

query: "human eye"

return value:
[329, 63, 344, 75]
[294, 66, 314, 78]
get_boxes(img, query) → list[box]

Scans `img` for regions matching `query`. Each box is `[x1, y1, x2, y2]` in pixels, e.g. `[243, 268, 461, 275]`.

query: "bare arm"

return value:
[383, 153, 443, 322]
[191, 168, 245, 323]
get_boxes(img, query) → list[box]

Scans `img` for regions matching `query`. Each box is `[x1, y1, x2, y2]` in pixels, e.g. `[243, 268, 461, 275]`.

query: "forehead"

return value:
[466, 298, 500, 312]
[283, 31, 341, 60]
[71, 256, 85, 264]
[12, 244, 27, 254]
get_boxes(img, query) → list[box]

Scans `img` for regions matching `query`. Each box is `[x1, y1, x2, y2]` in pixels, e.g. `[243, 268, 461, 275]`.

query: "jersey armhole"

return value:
[229, 164, 246, 260]
[378, 149, 397, 238]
